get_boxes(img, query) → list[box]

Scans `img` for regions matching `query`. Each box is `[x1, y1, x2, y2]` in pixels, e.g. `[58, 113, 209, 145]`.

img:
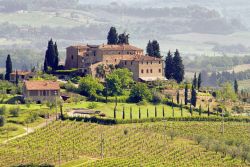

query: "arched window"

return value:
[141, 69, 144, 74]
[146, 69, 149, 73]
[150, 69, 153, 73]
[159, 69, 162, 73]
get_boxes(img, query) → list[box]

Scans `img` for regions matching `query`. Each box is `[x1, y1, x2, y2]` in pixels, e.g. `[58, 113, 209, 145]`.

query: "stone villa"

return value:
[65, 44, 166, 81]
[23, 80, 60, 103]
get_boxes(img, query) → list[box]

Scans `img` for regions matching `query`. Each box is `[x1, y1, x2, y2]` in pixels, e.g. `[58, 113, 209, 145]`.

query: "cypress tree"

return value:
[15, 70, 18, 86]
[192, 73, 197, 89]
[173, 50, 184, 83]
[190, 103, 193, 116]
[146, 40, 154, 56]
[118, 32, 129, 44]
[44, 58, 48, 73]
[164, 51, 174, 79]
[234, 79, 238, 94]
[191, 85, 197, 107]
[151, 40, 161, 58]
[107, 27, 118, 45]
[184, 84, 188, 105]
[208, 105, 210, 117]
[176, 90, 180, 104]
[180, 101, 183, 117]
[122, 106, 125, 119]
[5, 54, 12, 81]
[130, 107, 132, 120]
[162, 106, 165, 118]
[198, 73, 202, 90]
[139, 107, 141, 119]
[172, 98, 174, 117]
[155, 106, 157, 118]
[54, 42, 59, 70]
[114, 107, 116, 119]
[199, 105, 202, 116]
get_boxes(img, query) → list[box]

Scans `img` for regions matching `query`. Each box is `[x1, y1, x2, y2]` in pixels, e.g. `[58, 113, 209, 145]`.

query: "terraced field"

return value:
[0, 120, 249, 167]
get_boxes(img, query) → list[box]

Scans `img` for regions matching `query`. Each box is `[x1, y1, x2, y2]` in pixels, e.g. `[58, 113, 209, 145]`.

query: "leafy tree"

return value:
[78, 75, 104, 99]
[172, 50, 184, 83]
[106, 69, 133, 96]
[5, 54, 12, 81]
[184, 83, 188, 105]
[234, 79, 238, 94]
[164, 51, 174, 79]
[118, 32, 129, 44]
[129, 83, 152, 103]
[146, 40, 154, 56]
[107, 27, 118, 45]
[216, 82, 237, 102]
[192, 73, 197, 89]
[198, 73, 202, 90]
[191, 85, 197, 107]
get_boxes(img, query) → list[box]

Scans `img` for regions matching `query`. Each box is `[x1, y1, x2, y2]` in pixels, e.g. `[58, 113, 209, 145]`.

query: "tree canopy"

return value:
[164, 51, 174, 79]
[107, 27, 118, 45]
[78, 75, 104, 99]
[5, 54, 12, 81]
[172, 50, 185, 83]
[129, 83, 152, 103]
[44, 39, 59, 72]
[146, 40, 161, 58]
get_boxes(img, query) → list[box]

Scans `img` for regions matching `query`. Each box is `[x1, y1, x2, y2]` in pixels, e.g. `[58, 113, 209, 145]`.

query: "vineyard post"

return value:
[172, 98, 174, 118]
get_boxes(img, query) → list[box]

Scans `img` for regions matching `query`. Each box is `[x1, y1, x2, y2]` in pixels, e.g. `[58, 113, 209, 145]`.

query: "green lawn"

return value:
[0, 123, 26, 143]
[64, 101, 205, 119]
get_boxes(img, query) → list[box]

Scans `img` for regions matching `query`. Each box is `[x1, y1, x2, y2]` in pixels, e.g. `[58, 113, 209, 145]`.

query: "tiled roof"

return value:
[24, 81, 60, 91]
[98, 44, 143, 51]
[11, 71, 32, 76]
[67, 45, 89, 49]
[120, 55, 163, 61]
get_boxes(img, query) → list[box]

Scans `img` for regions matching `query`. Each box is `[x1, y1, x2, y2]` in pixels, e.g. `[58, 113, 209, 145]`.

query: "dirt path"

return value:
[3, 116, 56, 144]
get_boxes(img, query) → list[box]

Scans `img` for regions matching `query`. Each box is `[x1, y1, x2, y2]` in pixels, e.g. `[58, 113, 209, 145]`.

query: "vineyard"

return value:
[0, 120, 249, 167]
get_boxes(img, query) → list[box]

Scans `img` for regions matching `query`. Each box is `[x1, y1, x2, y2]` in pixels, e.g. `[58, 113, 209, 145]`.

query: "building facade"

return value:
[10, 71, 34, 83]
[65, 44, 165, 81]
[23, 81, 60, 103]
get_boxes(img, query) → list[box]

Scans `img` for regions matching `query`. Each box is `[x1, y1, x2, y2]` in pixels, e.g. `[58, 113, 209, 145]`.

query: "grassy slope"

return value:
[0, 121, 248, 167]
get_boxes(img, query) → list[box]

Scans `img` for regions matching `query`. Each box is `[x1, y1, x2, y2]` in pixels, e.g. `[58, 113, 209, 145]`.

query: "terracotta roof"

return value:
[24, 81, 60, 91]
[11, 71, 32, 76]
[98, 44, 143, 51]
[120, 55, 163, 61]
[67, 45, 89, 49]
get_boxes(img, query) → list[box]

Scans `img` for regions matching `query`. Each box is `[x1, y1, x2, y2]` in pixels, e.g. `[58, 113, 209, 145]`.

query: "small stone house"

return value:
[10, 71, 34, 83]
[23, 81, 60, 103]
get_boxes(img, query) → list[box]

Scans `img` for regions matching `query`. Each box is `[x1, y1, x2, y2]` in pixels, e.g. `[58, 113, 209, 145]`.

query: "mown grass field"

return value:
[0, 120, 249, 167]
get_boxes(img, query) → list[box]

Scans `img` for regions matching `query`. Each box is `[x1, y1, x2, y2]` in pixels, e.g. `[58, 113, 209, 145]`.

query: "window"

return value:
[43, 90, 46, 96]
[141, 61, 143, 64]
[159, 69, 162, 73]
[131, 62, 133, 65]
[147, 62, 149, 65]
[146, 69, 149, 73]
[71, 55, 74, 60]
[151, 61, 152, 64]
[125, 61, 127, 65]
[159, 61, 161, 64]
[150, 69, 153, 73]
[141, 69, 144, 74]
[94, 51, 96, 56]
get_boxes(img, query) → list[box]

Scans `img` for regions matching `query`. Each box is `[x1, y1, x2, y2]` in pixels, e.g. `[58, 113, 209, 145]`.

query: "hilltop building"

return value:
[10, 71, 34, 83]
[65, 44, 165, 81]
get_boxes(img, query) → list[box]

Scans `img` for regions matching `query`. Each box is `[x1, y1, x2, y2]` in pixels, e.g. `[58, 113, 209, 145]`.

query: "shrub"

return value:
[0, 105, 6, 115]
[194, 135, 204, 145]
[129, 83, 152, 103]
[0, 116, 4, 127]
[9, 107, 20, 117]
[87, 102, 98, 109]
[151, 91, 164, 104]
[228, 146, 240, 159]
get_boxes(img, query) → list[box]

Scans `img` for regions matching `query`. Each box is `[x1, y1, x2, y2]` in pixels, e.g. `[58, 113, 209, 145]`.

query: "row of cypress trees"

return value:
[44, 39, 59, 72]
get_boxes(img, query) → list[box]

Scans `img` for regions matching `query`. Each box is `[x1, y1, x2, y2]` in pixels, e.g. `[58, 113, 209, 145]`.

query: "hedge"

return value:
[63, 116, 250, 125]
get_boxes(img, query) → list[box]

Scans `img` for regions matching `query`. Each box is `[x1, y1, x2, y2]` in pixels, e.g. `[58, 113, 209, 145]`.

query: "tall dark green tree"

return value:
[176, 90, 180, 104]
[184, 83, 188, 105]
[172, 50, 184, 83]
[118, 32, 129, 44]
[164, 51, 174, 79]
[191, 85, 197, 107]
[151, 40, 161, 58]
[15, 70, 18, 86]
[192, 73, 197, 89]
[54, 42, 59, 70]
[198, 73, 202, 90]
[146, 40, 154, 56]
[107, 27, 118, 45]
[44, 39, 58, 72]
[234, 79, 238, 94]
[44, 58, 48, 73]
[5, 54, 12, 81]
